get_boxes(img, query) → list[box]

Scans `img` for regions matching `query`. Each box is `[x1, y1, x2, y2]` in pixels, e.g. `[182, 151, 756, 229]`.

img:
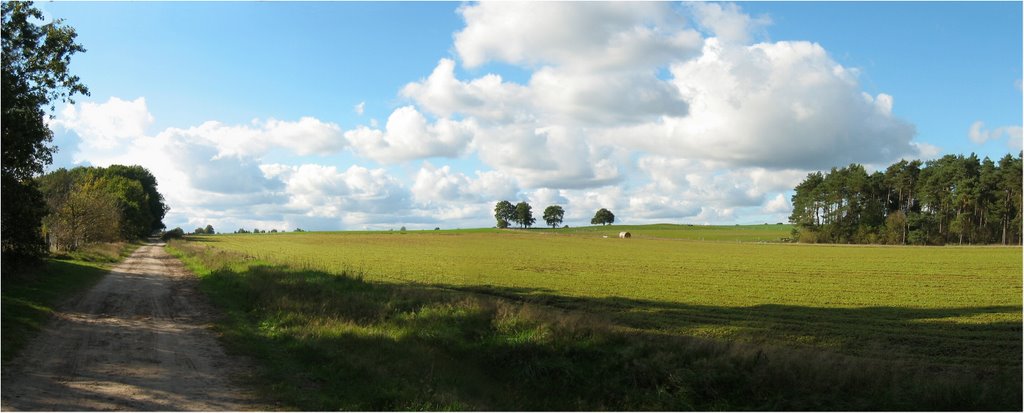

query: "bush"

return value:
[161, 227, 185, 241]
[797, 229, 819, 244]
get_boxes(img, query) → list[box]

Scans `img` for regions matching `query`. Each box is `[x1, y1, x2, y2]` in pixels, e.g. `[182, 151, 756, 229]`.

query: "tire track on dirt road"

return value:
[1, 241, 264, 411]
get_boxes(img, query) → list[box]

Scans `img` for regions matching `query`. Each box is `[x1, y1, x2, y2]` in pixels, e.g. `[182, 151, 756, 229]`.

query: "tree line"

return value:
[37, 165, 168, 251]
[493, 201, 615, 229]
[3, 3, 170, 264]
[789, 152, 1022, 245]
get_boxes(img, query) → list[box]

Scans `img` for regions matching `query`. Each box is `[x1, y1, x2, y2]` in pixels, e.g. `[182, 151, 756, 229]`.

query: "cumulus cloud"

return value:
[49, 96, 154, 150]
[528, 66, 688, 126]
[763, 193, 791, 214]
[687, 2, 771, 45]
[627, 192, 703, 220]
[265, 163, 411, 217]
[454, 2, 700, 70]
[168, 117, 346, 158]
[409, 1, 919, 191]
[354, 101, 365, 115]
[411, 163, 521, 205]
[969, 121, 1022, 151]
[54, 96, 348, 159]
[600, 38, 918, 169]
[51, 96, 422, 231]
[343, 106, 475, 163]
[473, 124, 625, 189]
[402, 59, 533, 123]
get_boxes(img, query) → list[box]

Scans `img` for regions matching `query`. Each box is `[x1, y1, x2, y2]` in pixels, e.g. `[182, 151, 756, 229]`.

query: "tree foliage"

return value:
[162, 227, 185, 241]
[2, 1, 89, 264]
[543, 205, 565, 228]
[43, 177, 121, 251]
[591, 208, 615, 226]
[38, 165, 167, 250]
[789, 153, 1022, 245]
[513, 202, 536, 228]
[494, 200, 515, 229]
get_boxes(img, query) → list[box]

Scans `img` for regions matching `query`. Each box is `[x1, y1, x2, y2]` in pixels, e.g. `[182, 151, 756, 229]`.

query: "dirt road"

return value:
[1, 242, 263, 411]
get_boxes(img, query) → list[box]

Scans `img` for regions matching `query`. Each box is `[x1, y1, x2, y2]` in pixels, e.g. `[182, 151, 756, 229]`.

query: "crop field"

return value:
[172, 225, 1022, 410]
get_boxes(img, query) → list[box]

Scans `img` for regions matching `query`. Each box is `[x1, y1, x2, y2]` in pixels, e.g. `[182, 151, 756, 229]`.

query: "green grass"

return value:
[171, 226, 1021, 410]
[1, 242, 139, 361]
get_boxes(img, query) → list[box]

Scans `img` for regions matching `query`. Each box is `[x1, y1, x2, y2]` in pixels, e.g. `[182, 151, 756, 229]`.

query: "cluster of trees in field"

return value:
[233, 228, 288, 234]
[37, 165, 168, 251]
[193, 225, 215, 235]
[493, 201, 615, 228]
[789, 153, 1022, 245]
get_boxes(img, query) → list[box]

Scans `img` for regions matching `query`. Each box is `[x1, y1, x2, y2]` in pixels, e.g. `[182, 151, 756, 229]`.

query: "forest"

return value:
[789, 152, 1022, 245]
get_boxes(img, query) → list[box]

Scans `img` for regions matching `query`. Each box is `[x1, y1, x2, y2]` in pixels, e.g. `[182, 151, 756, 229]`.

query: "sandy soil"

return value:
[1, 242, 265, 411]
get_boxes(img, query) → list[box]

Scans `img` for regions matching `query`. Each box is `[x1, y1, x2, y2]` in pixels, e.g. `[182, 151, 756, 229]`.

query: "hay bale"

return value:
[619, 231, 631, 239]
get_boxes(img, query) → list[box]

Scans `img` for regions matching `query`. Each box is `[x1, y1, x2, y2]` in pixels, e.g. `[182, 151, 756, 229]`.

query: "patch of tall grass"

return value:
[168, 240, 1021, 410]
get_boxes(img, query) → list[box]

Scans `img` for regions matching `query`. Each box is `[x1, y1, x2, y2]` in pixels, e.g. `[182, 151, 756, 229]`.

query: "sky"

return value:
[40, 1, 1023, 232]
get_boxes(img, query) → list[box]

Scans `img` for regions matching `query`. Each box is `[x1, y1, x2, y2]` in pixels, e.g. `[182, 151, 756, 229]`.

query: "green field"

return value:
[171, 225, 1022, 410]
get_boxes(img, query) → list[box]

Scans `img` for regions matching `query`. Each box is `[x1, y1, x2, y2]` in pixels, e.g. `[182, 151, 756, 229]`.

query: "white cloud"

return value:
[268, 164, 410, 217]
[401, 59, 532, 123]
[49, 97, 153, 150]
[528, 66, 688, 126]
[51, 96, 419, 231]
[687, 2, 771, 45]
[627, 191, 702, 220]
[55, 98, 348, 160]
[637, 155, 805, 207]
[168, 116, 346, 158]
[472, 124, 625, 189]
[454, 2, 700, 70]
[601, 38, 918, 169]
[411, 163, 521, 205]
[763, 193, 791, 214]
[344, 106, 475, 163]
[354, 101, 365, 116]
[527, 188, 569, 207]
[969, 121, 1022, 151]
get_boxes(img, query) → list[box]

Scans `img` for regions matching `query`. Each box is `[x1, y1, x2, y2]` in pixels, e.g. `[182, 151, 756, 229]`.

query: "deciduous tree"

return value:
[494, 200, 514, 228]
[2, 1, 89, 264]
[543, 205, 565, 228]
[591, 208, 615, 226]
[514, 202, 535, 228]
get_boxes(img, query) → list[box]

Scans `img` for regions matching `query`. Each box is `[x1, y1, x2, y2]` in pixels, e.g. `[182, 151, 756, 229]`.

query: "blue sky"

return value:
[42, 1, 1022, 232]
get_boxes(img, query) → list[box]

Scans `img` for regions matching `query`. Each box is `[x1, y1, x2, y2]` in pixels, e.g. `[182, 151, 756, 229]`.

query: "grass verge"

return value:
[168, 240, 1020, 411]
[2, 242, 140, 362]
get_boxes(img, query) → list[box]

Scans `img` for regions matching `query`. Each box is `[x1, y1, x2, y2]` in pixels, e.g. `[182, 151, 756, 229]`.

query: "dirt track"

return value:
[1, 242, 263, 411]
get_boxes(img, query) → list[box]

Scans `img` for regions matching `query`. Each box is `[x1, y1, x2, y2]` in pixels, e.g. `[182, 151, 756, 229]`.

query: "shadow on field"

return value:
[172, 243, 1022, 411]
[452, 285, 1022, 368]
